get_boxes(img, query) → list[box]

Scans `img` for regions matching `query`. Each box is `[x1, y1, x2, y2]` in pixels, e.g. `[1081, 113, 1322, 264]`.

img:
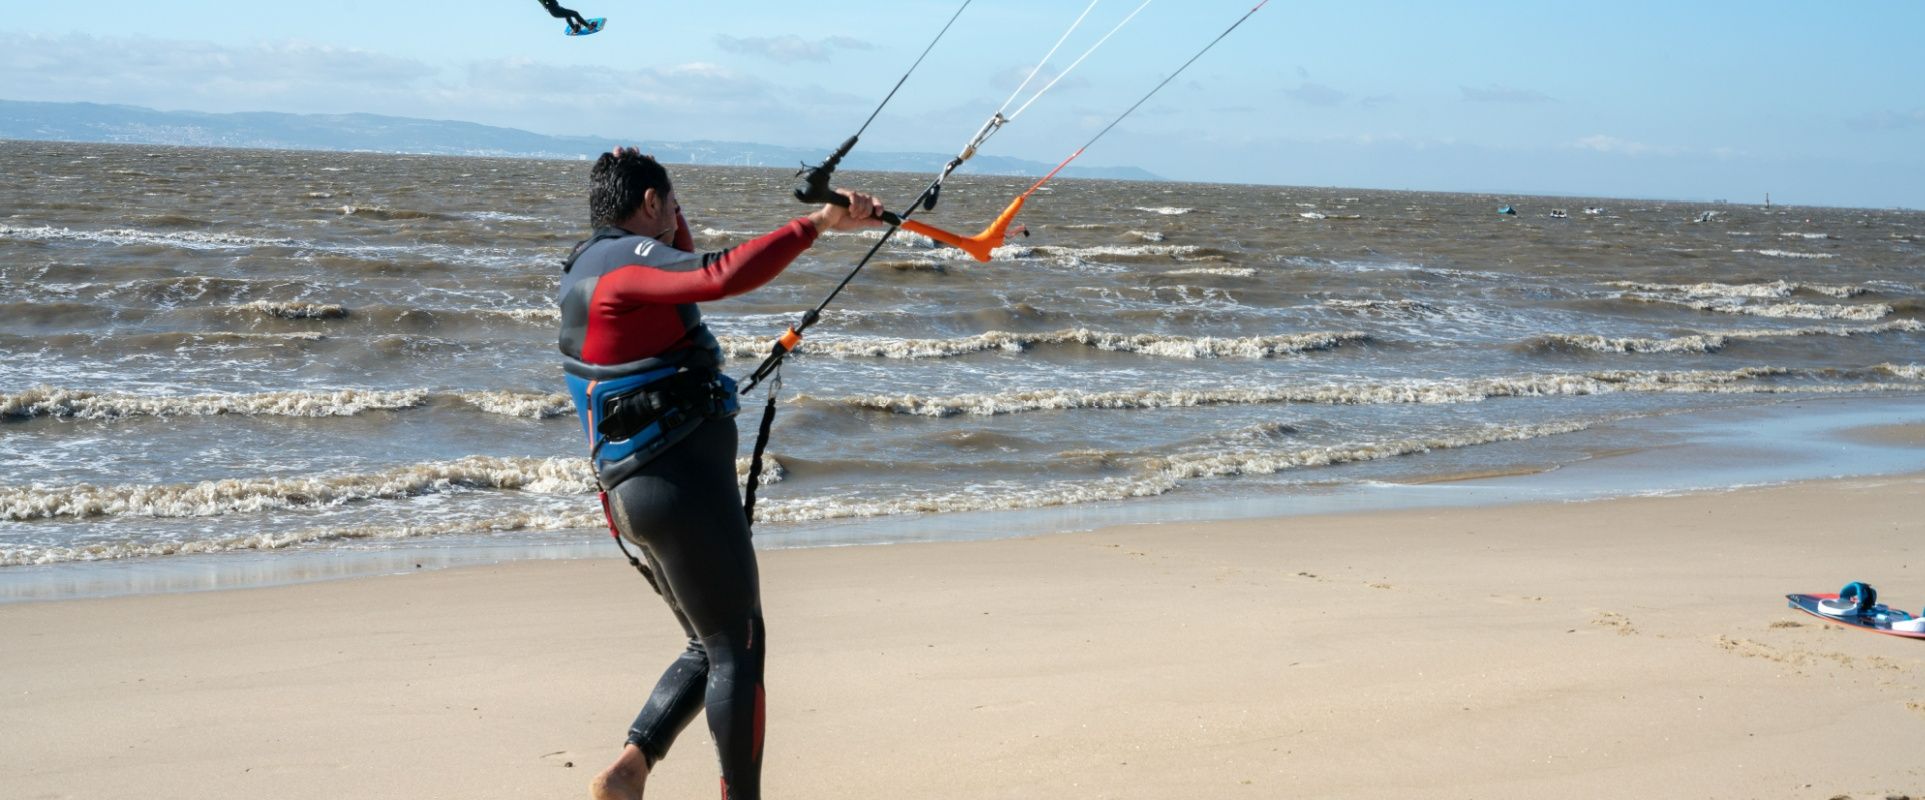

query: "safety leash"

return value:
[741, 372, 780, 531]
[600, 488, 660, 593]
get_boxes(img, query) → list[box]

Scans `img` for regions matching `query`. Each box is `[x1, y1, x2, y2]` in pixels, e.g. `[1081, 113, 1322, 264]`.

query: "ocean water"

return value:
[2, 140, 1922, 590]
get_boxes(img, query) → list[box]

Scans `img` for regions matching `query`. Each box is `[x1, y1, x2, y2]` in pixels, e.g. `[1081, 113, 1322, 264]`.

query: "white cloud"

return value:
[1571, 134, 1679, 157]
[0, 32, 871, 144]
[0, 32, 435, 107]
[991, 63, 1091, 96]
[712, 34, 873, 64]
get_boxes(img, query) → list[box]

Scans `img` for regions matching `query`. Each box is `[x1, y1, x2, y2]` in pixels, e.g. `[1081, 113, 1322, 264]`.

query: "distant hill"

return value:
[0, 99, 1160, 181]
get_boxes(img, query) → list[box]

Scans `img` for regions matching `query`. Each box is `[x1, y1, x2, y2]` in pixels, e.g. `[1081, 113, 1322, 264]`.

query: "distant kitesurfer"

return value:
[537, 0, 593, 32]
[557, 147, 883, 800]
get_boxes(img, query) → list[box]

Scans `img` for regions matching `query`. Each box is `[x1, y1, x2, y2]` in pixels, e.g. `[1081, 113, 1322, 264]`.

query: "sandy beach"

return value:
[3, 470, 1923, 800]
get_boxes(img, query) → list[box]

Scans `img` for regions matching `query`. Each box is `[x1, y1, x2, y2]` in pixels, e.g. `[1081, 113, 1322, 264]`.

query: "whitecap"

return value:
[1732, 248, 1835, 259]
[807, 366, 1899, 418]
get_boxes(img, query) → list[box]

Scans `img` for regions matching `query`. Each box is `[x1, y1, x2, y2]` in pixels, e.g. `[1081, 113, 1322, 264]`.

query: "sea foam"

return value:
[806, 366, 1899, 418]
[715, 329, 1367, 360]
[0, 456, 595, 521]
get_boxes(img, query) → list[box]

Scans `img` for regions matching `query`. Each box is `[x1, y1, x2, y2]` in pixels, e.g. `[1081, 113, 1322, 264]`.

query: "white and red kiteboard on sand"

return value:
[1786, 582, 1925, 640]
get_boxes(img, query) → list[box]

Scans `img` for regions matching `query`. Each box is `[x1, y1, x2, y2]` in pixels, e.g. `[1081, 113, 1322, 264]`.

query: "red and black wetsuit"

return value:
[559, 210, 816, 381]
[559, 211, 819, 800]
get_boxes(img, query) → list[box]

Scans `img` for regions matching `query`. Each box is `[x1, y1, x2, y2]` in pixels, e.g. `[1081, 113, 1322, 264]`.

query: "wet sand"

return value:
[2, 474, 1922, 799]
[1843, 421, 1925, 448]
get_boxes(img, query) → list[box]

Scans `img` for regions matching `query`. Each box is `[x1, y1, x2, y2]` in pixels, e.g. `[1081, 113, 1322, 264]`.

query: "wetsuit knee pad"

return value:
[699, 613, 766, 672]
[626, 644, 712, 765]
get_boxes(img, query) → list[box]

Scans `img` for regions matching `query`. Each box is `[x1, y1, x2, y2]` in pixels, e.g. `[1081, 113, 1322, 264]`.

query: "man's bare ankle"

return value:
[589, 745, 649, 800]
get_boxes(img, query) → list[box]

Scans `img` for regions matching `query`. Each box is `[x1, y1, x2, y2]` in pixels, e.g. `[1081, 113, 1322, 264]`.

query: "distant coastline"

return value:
[9, 135, 1914, 212]
[0, 98, 1161, 182]
[8, 100, 1919, 210]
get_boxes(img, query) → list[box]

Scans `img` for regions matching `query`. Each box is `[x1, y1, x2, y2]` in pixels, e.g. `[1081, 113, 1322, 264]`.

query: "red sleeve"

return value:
[596, 218, 819, 307]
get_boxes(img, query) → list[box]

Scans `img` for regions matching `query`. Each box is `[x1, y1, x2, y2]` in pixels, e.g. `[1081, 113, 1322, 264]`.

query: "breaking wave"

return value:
[462, 391, 574, 419]
[500, 307, 561, 323]
[0, 331, 331, 352]
[2, 387, 430, 420]
[1624, 295, 1893, 321]
[1705, 319, 1924, 339]
[1521, 319, 1925, 355]
[1, 456, 595, 521]
[0, 387, 575, 421]
[1134, 206, 1194, 215]
[840, 229, 938, 249]
[1, 452, 785, 533]
[1148, 419, 1596, 482]
[1605, 280, 1867, 299]
[714, 329, 1367, 360]
[0, 224, 303, 250]
[1732, 248, 1835, 260]
[1323, 299, 1437, 313]
[807, 367, 1908, 417]
[0, 224, 540, 270]
[1677, 300, 1890, 321]
[743, 419, 1596, 524]
[1054, 243, 1221, 261]
[226, 300, 351, 320]
[1165, 266, 1258, 277]
[337, 205, 455, 221]
[0, 509, 610, 566]
[1521, 334, 1728, 354]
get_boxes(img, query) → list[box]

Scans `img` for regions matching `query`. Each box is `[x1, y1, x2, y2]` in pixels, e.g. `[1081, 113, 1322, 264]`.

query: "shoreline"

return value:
[4, 393, 1923, 603]
[2, 470, 1921, 798]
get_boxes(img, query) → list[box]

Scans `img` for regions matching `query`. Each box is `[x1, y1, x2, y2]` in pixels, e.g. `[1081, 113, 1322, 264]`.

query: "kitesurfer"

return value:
[559, 147, 883, 800]
[537, 0, 593, 32]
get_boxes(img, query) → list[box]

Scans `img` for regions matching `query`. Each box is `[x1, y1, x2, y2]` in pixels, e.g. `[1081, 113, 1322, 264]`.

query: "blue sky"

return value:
[3, 1, 1922, 207]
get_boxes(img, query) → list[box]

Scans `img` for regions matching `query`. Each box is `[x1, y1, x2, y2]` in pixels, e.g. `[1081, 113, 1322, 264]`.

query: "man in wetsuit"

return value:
[558, 147, 882, 800]
[537, 0, 593, 32]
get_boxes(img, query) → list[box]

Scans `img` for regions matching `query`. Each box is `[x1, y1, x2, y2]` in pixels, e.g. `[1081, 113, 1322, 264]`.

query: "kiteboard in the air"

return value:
[1785, 582, 1925, 640]
[568, 18, 606, 36]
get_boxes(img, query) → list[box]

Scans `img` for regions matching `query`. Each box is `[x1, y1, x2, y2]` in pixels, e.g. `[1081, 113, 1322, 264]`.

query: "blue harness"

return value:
[567, 368, 739, 490]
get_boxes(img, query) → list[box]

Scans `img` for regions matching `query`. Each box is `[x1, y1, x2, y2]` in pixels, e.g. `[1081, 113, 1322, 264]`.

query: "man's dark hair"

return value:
[590, 149, 673, 229]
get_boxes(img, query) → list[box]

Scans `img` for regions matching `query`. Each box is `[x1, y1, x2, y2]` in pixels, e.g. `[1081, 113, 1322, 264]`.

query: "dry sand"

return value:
[3, 474, 1923, 799]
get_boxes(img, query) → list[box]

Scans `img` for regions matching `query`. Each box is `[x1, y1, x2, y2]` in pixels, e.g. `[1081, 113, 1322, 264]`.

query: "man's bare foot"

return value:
[589, 744, 649, 800]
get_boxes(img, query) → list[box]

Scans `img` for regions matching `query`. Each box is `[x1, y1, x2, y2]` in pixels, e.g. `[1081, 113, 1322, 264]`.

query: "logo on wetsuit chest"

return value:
[634, 240, 656, 257]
